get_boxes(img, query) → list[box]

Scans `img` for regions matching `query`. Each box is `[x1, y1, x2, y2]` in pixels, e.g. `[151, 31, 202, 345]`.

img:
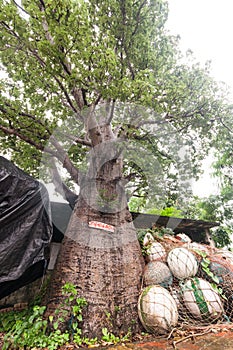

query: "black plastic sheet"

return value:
[0, 156, 52, 299]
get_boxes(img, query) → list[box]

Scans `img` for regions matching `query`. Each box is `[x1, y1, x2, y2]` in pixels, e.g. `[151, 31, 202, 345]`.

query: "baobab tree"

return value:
[0, 0, 229, 337]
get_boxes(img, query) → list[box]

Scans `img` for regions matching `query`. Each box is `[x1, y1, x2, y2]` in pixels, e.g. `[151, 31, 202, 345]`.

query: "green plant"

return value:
[194, 249, 227, 300]
[0, 305, 69, 350]
[102, 327, 121, 344]
[114, 305, 121, 313]
[0, 283, 89, 350]
[0, 282, 134, 349]
[137, 227, 174, 256]
[146, 206, 183, 218]
[62, 282, 87, 323]
[101, 327, 131, 345]
[201, 257, 220, 284]
[73, 330, 98, 347]
[51, 282, 89, 345]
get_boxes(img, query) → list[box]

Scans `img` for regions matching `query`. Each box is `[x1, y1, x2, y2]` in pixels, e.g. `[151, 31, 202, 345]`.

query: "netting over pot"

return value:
[139, 230, 233, 334]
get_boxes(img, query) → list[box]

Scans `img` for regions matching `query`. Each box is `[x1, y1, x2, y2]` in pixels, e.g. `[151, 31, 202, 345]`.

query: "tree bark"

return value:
[45, 121, 145, 337]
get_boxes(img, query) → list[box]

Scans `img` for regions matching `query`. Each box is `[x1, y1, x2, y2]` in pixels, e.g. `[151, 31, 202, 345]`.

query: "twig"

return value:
[167, 327, 177, 340]
[172, 329, 212, 349]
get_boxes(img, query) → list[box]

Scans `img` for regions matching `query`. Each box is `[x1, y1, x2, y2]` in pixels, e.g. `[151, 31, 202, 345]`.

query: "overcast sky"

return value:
[167, 0, 233, 100]
[166, 0, 233, 196]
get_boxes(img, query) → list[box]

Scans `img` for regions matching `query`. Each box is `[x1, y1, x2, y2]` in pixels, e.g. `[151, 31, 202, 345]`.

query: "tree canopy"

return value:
[0, 0, 231, 208]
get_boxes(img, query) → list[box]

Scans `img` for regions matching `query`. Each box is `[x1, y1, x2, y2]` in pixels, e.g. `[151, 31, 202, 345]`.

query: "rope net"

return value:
[138, 230, 233, 334]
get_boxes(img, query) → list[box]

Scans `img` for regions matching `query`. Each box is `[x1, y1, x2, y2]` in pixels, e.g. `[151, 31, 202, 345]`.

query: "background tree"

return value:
[185, 191, 233, 248]
[184, 102, 233, 249]
[0, 0, 231, 337]
[211, 103, 233, 247]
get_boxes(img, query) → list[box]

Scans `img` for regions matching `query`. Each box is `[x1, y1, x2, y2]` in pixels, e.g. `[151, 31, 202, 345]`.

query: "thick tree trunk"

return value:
[46, 202, 144, 337]
[45, 121, 145, 337]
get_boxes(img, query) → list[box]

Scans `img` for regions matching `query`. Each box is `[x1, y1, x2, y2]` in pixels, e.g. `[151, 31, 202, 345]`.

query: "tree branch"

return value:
[12, 0, 31, 18]
[219, 117, 233, 134]
[106, 100, 116, 124]
[50, 158, 78, 209]
[0, 124, 80, 186]
[54, 130, 92, 147]
[38, 1, 86, 110]
[0, 124, 55, 154]
[26, 47, 83, 117]
[53, 76, 80, 115]
[39, 1, 55, 46]
[131, 0, 147, 37]
[123, 172, 138, 183]
[1, 21, 21, 40]
[28, 47, 47, 68]
[48, 135, 80, 184]
[1, 103, 52, 134]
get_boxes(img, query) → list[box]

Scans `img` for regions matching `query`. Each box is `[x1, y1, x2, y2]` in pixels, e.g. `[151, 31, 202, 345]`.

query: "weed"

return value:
[0, 282, 133, 349]
[194, 249, 227, 300]
[101, 327, 131, 345]
[0, 283, 87, 349]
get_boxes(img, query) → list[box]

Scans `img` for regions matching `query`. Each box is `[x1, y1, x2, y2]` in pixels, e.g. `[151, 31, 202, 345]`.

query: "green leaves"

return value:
[0, 282, 90, 349]
[0, 306, 50, 350]
[0, 0, 232, 206]
[191, 250, 227, 301]
[100, 326, 131, 346]
[187, 194, 233, 248]
[201, 258, 220, 285]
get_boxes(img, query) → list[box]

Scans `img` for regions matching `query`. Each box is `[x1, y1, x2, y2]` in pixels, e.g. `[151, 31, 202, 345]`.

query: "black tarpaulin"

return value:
[0, 156, 52, 299]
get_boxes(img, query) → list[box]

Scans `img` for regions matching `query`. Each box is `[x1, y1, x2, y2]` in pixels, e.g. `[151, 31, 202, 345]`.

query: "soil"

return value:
[2, 325, 233, 350]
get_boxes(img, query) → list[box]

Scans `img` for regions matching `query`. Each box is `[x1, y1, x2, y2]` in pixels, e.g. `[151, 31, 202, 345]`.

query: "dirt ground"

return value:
[106, 326, 233, 350]
[1, 325, 233, 349]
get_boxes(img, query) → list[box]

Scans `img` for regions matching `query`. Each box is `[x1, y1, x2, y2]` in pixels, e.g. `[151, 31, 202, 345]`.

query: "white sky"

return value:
[167, 0, 233, 99]
[166, 0, 233, 197]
